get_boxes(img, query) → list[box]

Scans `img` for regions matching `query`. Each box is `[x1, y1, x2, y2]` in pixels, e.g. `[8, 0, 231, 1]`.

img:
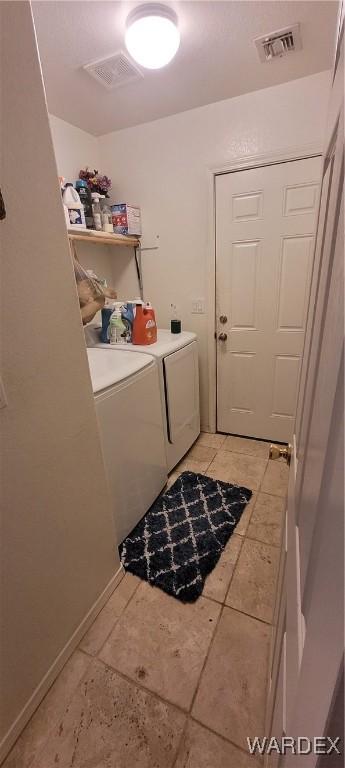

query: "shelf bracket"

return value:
[134, 244, 144, 300]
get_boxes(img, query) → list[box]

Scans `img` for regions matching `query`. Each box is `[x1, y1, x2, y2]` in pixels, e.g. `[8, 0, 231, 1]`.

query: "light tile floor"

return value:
[4, 433, 288, 768]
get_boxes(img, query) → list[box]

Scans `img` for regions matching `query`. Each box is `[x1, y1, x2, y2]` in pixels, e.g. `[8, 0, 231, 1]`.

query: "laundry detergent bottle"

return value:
[132, 301, 157, 345]
[62, 183, 86, 228]
[109, 305, 126, 345]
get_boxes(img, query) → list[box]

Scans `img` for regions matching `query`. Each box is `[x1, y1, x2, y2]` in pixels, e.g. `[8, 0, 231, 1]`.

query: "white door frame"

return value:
[206, 143, 323, 434]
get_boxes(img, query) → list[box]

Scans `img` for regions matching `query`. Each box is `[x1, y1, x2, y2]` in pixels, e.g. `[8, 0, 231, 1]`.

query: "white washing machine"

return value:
[87, 348, 167, 543]
[85, 328, 200, 472]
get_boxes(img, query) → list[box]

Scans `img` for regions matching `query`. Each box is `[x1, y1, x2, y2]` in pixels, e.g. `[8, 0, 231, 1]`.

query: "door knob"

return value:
[219, 315, 227, 324]
[269, 443, 292, 465]
[218, 332, 227, 341]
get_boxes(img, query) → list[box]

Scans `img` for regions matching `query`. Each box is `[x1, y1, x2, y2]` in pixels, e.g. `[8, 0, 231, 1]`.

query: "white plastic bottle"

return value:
[91, 193, 102, 231]
[63, 204, 70, 229]
[62, 183, 86, 228]
[101, 198, 114, 233]
[109, 306, 126, 344]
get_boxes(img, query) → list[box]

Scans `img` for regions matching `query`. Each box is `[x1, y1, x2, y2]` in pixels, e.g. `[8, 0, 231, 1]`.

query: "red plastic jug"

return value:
[132, 302, 157, 345]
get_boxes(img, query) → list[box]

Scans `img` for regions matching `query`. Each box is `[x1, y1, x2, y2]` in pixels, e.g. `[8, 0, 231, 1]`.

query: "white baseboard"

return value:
[0, 564, 124, 764]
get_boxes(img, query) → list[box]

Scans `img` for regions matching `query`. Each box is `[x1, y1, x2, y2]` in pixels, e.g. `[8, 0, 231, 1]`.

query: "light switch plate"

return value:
[192, 299, 205, 314]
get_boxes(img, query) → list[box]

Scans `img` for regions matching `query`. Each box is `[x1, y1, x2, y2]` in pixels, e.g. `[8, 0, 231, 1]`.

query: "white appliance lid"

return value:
[87, 348, 154, 393]
[130, 329, 197, 357]
[86, 327, 197, 358]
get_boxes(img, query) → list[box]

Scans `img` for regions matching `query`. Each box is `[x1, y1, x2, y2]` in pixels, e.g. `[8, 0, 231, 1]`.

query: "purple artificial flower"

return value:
[79, 168, 112, 197]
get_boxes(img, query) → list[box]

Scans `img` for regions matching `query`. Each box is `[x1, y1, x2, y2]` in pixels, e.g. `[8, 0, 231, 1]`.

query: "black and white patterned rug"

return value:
[119, 471, 252, 603]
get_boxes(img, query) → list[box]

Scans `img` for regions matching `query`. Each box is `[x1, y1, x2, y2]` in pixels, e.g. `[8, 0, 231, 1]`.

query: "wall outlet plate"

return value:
[140, 234, 160, 252]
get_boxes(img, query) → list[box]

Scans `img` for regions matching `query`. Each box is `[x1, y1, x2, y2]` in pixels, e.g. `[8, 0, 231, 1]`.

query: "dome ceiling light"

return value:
[125, 4, 180, 70]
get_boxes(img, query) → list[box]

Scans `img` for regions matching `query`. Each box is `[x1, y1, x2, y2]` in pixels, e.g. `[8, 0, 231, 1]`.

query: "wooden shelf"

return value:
[68, 228, 139, 248]
[68, 227, 144, 300]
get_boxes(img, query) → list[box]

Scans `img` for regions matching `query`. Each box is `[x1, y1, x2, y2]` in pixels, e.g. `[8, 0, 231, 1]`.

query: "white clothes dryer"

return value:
[87, 348, 167, 542]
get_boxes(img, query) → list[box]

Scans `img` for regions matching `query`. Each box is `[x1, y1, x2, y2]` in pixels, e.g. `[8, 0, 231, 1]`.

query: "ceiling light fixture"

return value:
[125, 4, 180, 70]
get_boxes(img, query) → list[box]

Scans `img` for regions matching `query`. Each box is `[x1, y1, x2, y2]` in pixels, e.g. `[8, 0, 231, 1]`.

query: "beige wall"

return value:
[0, 3, 119, 759]
[49, 113, 100, 183]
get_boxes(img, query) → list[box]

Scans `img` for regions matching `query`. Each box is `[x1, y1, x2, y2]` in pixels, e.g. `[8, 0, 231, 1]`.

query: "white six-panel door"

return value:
[216, 157, 322, 442]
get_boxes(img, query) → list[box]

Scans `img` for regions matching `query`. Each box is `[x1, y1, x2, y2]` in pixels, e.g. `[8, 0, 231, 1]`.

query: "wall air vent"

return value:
[254, 24, 302, 63]
[83, 52, 143, 90]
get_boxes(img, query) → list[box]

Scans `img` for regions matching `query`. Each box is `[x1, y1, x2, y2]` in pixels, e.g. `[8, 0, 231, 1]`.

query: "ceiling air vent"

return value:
[83, 52, 143, 90]
[254, 24, 302, 63]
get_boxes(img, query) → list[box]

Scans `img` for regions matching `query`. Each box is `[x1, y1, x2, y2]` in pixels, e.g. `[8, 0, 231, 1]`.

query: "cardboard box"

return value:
[111, 203, 142, 236]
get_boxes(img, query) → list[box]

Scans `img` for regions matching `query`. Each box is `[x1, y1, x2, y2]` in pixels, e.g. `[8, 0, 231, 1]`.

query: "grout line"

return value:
[95, 655, 191, 715]
[79, 647, 93, 659]
[199, 592, 223, 608]
[171, 715, 189, 768]
[203, 529, 245, 606]
[222, 535, 244, 603]
[197, 439, 227, 451]
[204, 456, 216, 472]
[259, 489, 288, 498]
[90, 576, 142, 658]
[202, 553, 244, 609]
[188, 714, 260, 760]
[258, 490, 287, 498]
[188, 603, 225, 716]
[224, 603, 273, 627]
[219, 448, 271, 460]
[244, 531, 283, 549]
[200, 538, 277, 625]
[172, 710, 259, 766]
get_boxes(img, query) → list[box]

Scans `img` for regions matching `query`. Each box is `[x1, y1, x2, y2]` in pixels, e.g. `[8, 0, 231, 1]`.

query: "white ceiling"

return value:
[33, 1, 338, 136]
